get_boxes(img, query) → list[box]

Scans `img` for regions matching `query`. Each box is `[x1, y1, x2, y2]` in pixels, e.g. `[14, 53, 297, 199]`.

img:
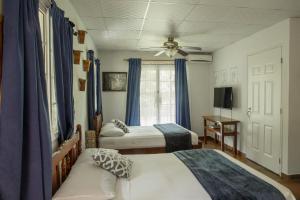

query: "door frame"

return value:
[246, 45, 283, 175]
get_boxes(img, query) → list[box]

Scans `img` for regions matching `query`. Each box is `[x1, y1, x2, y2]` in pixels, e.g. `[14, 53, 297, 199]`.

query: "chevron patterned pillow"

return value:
[92, 149, 133, 178]
[112, 119, 130, 133]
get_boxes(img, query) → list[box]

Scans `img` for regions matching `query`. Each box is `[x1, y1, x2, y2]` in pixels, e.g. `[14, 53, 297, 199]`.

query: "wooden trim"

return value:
[93, 113, 102, 147]
[281, 173, 300, 180]
[52, 124, 82, 196]
[199, 136, 245, 157]
[117, 144, 202, 155]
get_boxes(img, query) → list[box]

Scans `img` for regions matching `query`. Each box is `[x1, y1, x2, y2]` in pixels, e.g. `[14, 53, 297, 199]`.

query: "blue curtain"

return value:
[0, 0, 52, 199]
[87, 50, 95, 130]
[125, 58, 141, 126]
[51, 2, 74, 144]
[175, 59, 191, 130]
[95, 59, 102, 116]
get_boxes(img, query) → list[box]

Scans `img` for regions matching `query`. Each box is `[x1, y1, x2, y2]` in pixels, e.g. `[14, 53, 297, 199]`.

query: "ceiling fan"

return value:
[142, 36, 202, 58]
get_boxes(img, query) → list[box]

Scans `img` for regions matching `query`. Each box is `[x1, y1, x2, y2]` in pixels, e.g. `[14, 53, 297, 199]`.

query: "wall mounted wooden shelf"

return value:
[73, 50, 82, 64]
[82, 59, 91, 72]
[77, 30, 87, 44]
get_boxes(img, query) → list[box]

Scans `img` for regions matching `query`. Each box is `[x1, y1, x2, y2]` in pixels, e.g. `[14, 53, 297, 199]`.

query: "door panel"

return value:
[247, 47, 282, 174]
[252, 82, 260, 113]
[264, 125, 273, 156]
[251, 122, 260, 150]
[264, 81, 273, 115]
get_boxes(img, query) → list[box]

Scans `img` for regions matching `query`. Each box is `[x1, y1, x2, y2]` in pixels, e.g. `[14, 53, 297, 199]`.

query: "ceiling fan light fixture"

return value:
[165, 48, 177, 58]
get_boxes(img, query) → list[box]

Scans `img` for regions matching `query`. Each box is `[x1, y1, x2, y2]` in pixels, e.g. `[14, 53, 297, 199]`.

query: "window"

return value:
[39, 10, 58, 139]
[140, 64, 175, 126]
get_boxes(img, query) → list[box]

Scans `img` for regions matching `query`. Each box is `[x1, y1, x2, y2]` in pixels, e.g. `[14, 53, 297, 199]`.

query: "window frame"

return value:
[39, 9, 58, 141]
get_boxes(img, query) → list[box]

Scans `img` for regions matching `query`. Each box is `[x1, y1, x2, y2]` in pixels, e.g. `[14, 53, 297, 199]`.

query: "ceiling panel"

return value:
[147, 2, 195, 21]
[107, 31, 140, 40]
[81, 17, 106, 30]
[104, 18, 144, 31]
[177, 21, 218, 35]
[151, 0, 201, 5]
[209, 23, 266, 36]
[97, 39, 139, 50]
[70, 0, 300, 52]
[100, 0, 149, 19]
[198, 0, 300, 11]
[143, 19, 181, 36]
[71, 0, 102, 17]
[187, 5, 300, 24]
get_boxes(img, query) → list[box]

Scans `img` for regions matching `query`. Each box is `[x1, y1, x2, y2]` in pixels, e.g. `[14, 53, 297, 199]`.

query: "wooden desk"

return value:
[203, 116, 240, 155]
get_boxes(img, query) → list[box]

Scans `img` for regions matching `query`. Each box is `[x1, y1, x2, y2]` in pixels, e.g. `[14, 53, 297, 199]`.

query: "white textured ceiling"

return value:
[70, 0, 300, 52]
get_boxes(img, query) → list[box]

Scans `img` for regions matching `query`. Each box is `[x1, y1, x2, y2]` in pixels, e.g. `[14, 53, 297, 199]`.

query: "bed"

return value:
[94, 115, 201, 154]
[52, 130, 296, 200]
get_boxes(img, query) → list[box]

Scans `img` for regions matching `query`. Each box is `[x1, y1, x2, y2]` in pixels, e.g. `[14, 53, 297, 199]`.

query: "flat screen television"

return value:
[214, 87, 233, 109]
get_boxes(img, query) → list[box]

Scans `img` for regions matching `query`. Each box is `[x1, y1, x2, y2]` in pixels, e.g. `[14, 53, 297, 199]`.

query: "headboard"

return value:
[52, 124, 82, 195]
[0, 16, 4, 106]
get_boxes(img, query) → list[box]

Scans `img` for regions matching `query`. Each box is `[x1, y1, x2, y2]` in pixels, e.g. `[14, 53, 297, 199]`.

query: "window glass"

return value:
[140, 64, 175, 126]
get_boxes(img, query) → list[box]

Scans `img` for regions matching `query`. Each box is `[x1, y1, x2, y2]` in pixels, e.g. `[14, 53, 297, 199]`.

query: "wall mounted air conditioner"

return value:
[187, 54, 213, 63]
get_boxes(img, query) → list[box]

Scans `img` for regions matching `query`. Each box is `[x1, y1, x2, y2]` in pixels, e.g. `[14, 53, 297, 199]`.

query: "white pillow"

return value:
[102, 123, 115, 129]
[53, 158, 117, 200]
[100, 126, 125, 137]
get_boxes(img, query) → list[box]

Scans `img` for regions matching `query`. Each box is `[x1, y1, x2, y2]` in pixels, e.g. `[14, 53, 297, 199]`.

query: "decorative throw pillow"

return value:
[112, 119, 130, 133]
[92, 150, 133, 178]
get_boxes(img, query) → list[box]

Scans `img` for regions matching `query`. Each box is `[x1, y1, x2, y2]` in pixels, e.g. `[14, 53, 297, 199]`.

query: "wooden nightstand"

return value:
[203, 115, 240, 155]
[85, 130, 97, 148]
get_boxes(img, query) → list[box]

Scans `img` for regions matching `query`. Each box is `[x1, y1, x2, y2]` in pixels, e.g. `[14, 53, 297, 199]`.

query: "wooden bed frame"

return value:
[52, 124, 82, 195]
[94, 114, 202, 154]
[0, 16, 3, 107]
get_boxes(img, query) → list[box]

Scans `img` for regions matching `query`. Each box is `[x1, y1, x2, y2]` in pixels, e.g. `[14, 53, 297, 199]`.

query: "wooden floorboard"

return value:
[201, 139, 300, 200]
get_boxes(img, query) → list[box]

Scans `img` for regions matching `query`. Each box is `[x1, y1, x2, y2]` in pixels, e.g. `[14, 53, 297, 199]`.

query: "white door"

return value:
[247, 47, 282, 174]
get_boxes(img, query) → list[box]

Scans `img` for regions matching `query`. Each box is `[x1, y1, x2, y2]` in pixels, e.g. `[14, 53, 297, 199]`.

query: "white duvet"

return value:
[99, 125, 199, 149]
[54, 149, 296, 200]
[114, 150, 295, 200]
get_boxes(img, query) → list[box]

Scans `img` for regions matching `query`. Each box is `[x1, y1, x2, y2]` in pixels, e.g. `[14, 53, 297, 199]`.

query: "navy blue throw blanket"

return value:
[154, 123, 192, 153]
[174, 149, 285, 200]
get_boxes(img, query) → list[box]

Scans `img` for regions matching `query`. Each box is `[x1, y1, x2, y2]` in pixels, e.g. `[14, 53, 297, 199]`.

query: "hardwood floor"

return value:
[201, 139, 300, 200]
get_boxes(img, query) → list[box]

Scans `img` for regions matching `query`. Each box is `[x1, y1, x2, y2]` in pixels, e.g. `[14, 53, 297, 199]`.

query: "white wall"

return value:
[188, 62, 212, 135]
[212, 19, 300, 175]
[53, 0, 98, 150]
[98, 50, 211, 135]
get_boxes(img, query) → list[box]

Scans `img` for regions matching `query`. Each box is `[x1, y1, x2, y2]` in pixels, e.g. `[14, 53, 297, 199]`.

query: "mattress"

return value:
[55, 149, 295, 200]
[99, 125, 199, 149]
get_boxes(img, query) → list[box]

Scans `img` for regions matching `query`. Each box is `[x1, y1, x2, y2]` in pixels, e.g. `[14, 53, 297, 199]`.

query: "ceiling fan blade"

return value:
[177, 49, 188, 57]
[155, 50, 166, 57]
[181, 46, 202, 51]
[140, 47, 165, 50]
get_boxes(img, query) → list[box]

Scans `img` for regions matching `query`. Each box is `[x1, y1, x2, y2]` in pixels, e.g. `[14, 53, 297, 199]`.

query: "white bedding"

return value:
[114, 151, 295, 200]
[99, 125, 199, 149]
[55, 149, 295, 200]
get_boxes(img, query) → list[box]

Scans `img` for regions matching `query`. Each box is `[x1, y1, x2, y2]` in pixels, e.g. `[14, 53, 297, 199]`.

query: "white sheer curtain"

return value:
[140, 64, 175, 126]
